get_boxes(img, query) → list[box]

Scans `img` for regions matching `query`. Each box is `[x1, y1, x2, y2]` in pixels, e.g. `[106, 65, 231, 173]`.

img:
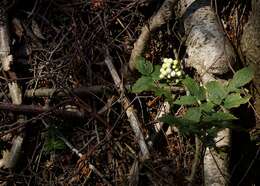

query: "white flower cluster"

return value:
[159, 58, 183, 82]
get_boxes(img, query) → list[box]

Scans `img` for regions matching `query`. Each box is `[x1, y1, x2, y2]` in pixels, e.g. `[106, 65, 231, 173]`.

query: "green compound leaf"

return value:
[202, 112, 237, 122]
[228, 66, 254, 92]
[132, 76, 155, 93]
[174, 96, 197, 105]
[206, 81, 227, 105]
[224, 93, 251, 109]
[183, 107, 201, 123]
[136, 57, 153, 75]
[183, 77, 206, 101]
[151, 65, 161, 80]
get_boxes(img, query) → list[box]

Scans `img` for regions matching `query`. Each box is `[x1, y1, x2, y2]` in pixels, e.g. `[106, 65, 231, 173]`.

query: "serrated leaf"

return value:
[174, 96, 197, 105]
[184, 107, 201, 123]
[202, 112, 237, 122]
[224, 93, 250, 109]
[206, 81, 227, 105]
[136, 57, 153, 75]
[183, 77, 206, 101]
[153, 85, 173, 102]
[200, 102, 214, 112]
[151, 65, 161, 80]
[132, 76, 154, 93]
[228, 66, 254, 92]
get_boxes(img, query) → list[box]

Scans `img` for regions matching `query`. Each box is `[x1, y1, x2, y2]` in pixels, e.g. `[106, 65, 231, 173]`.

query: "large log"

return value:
[175, 0, 236, 185]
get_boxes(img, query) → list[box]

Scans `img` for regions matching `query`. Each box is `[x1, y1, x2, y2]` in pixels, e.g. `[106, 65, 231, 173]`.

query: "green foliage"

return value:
[132, 76, 155, 93]
[44, 126, 66, 153]
[44, 138, 66, 153]
[131, 58, 254, 146]
[184, 107, 201, 123]
[224, 93, 251, 109]
[136, 57, 154, 75]
[227, 66, 254, 92]
[160, 67, 254, 146]
[183, 77, 206, 101]
[202, 112, 237, 122]
[174, 96, 197, 105]
[206, 81, 227, 105]
[131, 57, 173, 101]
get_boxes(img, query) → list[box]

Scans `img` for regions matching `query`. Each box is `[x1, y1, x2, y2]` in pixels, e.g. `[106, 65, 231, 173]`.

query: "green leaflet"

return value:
[200, 102, 215, 112]
[136, 57, 153, 75]
[206, 81, 227, 105]
[183, 77, 206, 101]
[174, 96, 197, 105]
[228, 66, 254, 92]
[184, 107, 201, 123]
[151, 65, 161, 80]
[132, 76, 155, 93]
[202, 112, 237, 122]
[224, 93, 251, 109]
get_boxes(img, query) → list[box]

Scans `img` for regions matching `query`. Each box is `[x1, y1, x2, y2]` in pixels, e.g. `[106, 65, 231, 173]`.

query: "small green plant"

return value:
[131, 57, 183, 102]
[131, 57, 254, 145]
[44, 138, 65, 153]
[44, 127, 66, 153]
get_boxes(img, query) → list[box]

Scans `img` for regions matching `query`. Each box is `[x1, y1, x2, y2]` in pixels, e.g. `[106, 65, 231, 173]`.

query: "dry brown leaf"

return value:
[12, 18, 24, 39]
[31, 19, 45, 40]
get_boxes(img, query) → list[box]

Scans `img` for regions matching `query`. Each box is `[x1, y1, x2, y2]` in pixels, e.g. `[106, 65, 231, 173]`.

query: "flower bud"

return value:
[176, 71, 182, 77]
[173, 60, 178, 66]
[159, 74, 164, 79]
[166, 68, 171, 74]
[170, 71, 176, 77]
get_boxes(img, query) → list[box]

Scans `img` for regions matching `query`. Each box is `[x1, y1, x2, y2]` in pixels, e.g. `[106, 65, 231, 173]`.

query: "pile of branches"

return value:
[0, 0, 196, 185]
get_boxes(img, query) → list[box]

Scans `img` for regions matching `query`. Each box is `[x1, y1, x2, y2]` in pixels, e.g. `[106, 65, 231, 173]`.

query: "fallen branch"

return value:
[129, 0, 179, 70]
[25, 86, 112, 97]
[105, 49, 150, 160]
[0, 6, 23, 169]
[0, 102, 85, 119]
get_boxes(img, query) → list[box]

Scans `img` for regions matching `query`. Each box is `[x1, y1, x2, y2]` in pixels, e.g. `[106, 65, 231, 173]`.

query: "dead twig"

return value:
[0, 7, 24, 169]
[104, 49, 150, 160]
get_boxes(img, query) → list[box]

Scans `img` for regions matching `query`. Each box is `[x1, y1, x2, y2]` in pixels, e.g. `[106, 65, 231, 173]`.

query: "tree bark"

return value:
[240, 0, 260, 129]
